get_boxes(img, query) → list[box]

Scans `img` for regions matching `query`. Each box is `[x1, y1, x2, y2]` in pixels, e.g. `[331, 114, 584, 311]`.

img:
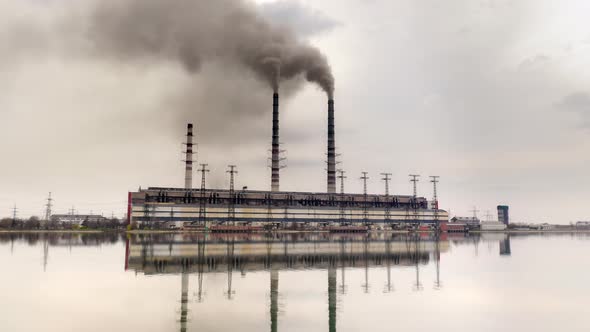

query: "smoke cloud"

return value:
[84, 0, 334, 97]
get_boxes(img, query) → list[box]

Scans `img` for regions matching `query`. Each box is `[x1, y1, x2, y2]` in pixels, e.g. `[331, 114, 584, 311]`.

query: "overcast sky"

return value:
[1, 0, 590, 223]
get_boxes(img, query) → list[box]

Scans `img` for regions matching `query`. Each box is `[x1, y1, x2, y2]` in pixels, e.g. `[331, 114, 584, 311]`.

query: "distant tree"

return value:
[108, 218, 121, 229]
[47, 215, 61, 230]
[25, 216, 41, 229]
[0, 218, 13, 229]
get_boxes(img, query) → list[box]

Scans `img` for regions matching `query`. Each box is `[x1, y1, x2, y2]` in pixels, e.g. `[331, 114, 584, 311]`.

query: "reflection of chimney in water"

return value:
[271, 93, 280, 191]
[327, 99, 336, 193]
[270, 268, 279, 332]
[180, 272, 189, 332]
[328, 267, 337, 332]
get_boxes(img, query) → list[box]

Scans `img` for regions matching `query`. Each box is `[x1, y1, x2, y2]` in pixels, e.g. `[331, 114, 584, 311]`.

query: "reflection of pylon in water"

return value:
[339, 240, 347, 294]
[411, 235, 423, 291]
[43, 237, 49, 272]
[384, 240, 394, 293]
[434, 235, 442, 290]
[225, 241, 236, 299]
[361, 239, 370, 293]
[194, 240, 206, 302]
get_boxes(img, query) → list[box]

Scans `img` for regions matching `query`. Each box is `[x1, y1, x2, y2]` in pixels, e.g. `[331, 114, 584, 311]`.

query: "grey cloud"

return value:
[518, 54, 551, 70]
[555, 92, 590, 127]
[259, 1, 340, 37]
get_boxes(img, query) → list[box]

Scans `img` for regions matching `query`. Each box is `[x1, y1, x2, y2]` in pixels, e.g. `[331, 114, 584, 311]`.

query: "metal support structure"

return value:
[381, 173, 392, 223]
[44, 192, 53, 225]
[226, 165, 238, 224]
[337, 170, 347, 222]
[430, 176, 440, 227]
[198, 164, 210, 225]
[12, 204, 18, 227]
[471, 207, 479, 221]
[360, 172, 369, 223]
[409, 175, 420, 225]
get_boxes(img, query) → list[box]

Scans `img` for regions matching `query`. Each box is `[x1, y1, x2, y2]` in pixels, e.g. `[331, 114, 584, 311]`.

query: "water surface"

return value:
[1, 232, 589, 332]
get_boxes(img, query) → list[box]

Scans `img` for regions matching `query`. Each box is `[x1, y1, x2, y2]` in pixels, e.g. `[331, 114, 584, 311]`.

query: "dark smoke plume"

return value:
[86, 0, 335, 97]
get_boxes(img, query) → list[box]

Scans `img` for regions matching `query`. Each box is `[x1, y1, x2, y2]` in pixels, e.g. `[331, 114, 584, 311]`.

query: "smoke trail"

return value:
[86, 0, 334, 96]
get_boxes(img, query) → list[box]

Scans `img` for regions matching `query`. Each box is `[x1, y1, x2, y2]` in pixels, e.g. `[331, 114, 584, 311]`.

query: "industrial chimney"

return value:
[271, 92, 280, 191]
[185, 123, 194, 189]
[327, 99, 336, 193]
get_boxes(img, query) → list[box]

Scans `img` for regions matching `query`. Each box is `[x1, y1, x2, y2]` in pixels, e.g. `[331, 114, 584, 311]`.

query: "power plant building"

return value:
[497, 205, 510, 225]
[127, 187, 448, 226]
[126, 93, 448, 228]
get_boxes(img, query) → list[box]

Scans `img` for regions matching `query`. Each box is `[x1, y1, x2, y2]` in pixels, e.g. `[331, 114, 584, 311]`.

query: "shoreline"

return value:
[1, 229, 589, 234]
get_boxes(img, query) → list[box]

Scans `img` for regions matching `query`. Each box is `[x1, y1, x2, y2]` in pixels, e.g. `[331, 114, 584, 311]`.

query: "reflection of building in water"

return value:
[500, 236, 511, 256]
[125, 234, 449, 332]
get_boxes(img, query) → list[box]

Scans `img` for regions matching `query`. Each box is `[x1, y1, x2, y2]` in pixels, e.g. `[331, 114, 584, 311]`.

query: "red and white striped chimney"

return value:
[327, 99, 336, 193]
[271, 92, 280, 191]
[184, 123, 194, 189]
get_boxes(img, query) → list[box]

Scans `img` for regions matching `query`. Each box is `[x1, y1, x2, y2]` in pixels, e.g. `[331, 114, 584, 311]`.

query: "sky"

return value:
[1, 0, 590, 223]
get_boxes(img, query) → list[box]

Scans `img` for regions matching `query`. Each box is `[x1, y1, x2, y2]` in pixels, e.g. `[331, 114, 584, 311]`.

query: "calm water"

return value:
[1, 232, 589, 332]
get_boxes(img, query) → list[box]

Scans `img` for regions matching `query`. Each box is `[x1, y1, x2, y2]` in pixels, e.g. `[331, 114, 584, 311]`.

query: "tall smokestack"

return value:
[185, 123, 194, 189]
[271, 92, 280, 192]
[327, 99, 336, 193]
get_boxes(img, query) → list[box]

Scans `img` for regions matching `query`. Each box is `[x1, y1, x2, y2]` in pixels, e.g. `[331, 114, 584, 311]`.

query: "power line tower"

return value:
[226, 165, 238, 225]
[198, 164, 210, 226]
[409, 175, 420, 226]
[360, 172, 369, 223]
[470, 206, 479, 221]
[429, 176, 440, 228]
[381, 173, 392, 223]
[44, 192, 53, 227]
[11, 204, 18, 228]
[337, 170, 347, 222]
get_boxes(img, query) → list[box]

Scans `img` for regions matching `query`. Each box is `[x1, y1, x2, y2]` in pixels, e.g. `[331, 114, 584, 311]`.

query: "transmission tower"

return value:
[198, 164, 210, 225]
[12, 204, 18, 227]
[44, 192, 53, 223]
[471, 207, 479, 221]
[226, 165, 238, 224]
[381, 173, 392, 223]
[430, 176, 440, 227]
[337, 170, 347, 222]
[360, 172, 369, 223]
[409, 175, 420, 226]
[409, 174, 420, 198]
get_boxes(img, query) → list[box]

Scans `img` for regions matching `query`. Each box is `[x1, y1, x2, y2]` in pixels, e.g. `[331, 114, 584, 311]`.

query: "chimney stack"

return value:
[185, 123, 194, 189]
[271, 92, 280, 191]
[327, 99, 336, 193]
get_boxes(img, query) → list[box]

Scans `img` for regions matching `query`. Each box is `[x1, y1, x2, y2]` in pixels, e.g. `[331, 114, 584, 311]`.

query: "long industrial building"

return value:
[128, 187, 448, 226]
